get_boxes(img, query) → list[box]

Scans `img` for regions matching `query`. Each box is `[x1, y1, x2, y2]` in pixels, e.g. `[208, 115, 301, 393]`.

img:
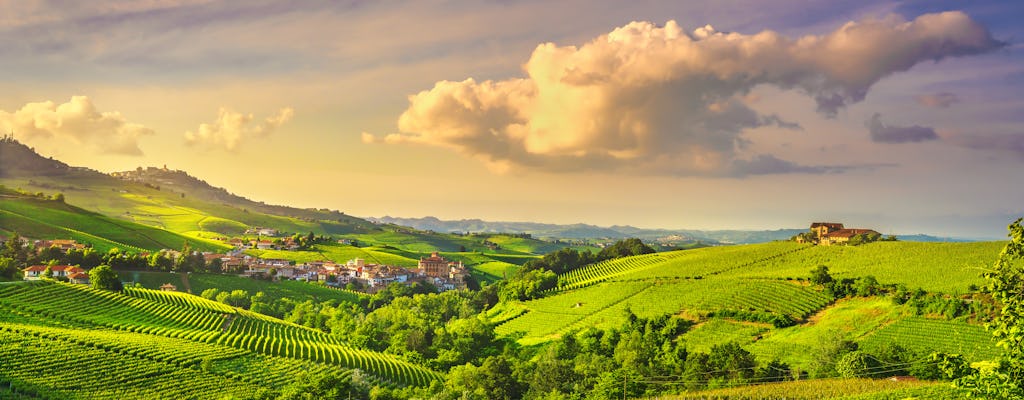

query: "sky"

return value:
[1, 0, 1022, 239]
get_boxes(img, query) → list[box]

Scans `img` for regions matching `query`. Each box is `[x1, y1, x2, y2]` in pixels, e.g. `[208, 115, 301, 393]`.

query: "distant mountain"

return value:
[367, 216, 807, 244]
[896, 234, 973, 242]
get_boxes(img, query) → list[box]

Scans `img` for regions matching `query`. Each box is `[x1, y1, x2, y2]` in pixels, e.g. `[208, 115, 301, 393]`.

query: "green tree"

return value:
[0, 256, 16, 279]
[956, 218, 1024, 398]
[810, 265, 833, 285]
[835, 351, 880, 378]
[90, 265, 122, 291]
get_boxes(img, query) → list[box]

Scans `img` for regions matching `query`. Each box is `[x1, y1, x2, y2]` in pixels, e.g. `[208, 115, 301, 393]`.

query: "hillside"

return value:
[0, 138, 566, 261]
[371, 216, 812, 244]
[490, 241, 1004, 370]
[0, 190, 226, 252]
[0, 280, 440, 398]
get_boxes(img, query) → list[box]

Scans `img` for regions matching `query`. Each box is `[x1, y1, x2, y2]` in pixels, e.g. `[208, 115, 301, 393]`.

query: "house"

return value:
[418, 252, 463, 278]
[68, 272, 90, 285]
[808, 222, 880, 246]
[255, 240, 275, 250]
[820, 228, 881, 246]
[810, 223, 845, 240]
[34, 239, 87, 253]
[22, 265, 86, 281]
[160, 283, 177, 291]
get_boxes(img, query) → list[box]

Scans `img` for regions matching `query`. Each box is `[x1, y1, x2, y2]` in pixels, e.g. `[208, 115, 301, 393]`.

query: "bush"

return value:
[835, 351, 881, 378]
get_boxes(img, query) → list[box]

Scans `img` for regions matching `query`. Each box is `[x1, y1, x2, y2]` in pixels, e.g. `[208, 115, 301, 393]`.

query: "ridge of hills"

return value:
[0, 138, 568, 260]
[368, 215, 970, 244]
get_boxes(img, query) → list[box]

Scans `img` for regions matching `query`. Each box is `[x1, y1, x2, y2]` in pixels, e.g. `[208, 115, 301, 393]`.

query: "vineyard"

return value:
[494, 240, 1005, 382]
[0, 281, 441, 398]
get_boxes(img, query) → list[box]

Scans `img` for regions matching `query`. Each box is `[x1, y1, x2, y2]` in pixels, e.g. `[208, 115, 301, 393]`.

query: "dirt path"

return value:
[179, 273, 193, 293]
[220, 314, 235, 332]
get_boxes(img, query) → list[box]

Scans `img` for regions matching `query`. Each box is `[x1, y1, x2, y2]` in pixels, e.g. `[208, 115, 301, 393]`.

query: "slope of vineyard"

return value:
[0, 281, 441, 397]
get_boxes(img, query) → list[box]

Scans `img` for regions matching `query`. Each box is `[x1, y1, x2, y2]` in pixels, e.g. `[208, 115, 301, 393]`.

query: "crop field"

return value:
[0, 196, 227, 252]
[719, 241, 1004, 292]
[667, 377, 962, 400]
[469, 261, 520, 283]
[858, 316, 1000, 361]
[679, 319, 769, 353]
[154, 272, 368, 304]
[556, 242, 808, 290]
[0, 281, 437, 390]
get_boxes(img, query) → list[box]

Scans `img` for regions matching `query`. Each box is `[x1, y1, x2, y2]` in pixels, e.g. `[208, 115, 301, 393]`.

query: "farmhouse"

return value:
[808, 222, 881, 246]
[22, 265, 87, 281]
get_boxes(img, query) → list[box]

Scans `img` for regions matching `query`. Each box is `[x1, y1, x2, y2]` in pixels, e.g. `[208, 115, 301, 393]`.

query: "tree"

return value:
[835, 351, 880, 378]
[810, 265, 833, 285]
[90, 265, 122, 291]
[956, 218, 1024, 398]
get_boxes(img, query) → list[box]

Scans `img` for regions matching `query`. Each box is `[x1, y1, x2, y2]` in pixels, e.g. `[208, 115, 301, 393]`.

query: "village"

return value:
[18, 235, 470, 293]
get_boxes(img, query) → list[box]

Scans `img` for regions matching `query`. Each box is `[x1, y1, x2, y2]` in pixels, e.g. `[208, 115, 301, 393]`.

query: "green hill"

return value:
[0, 280, 440, 398]
[0, 192, 227, 252]
[0, 138, 559, 266]
[492, 241, 1003, 360]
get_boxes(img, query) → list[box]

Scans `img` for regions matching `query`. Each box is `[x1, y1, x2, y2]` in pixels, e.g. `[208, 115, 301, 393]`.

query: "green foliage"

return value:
[835, 351, 880, 378]
[810, 265, 833, 285]
[89, 265, 122, 291]
[500, 269, 557, 301]
[955, 218, 1024, 399]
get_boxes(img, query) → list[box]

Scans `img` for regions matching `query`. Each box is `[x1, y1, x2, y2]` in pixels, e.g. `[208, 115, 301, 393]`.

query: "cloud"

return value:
[866, 113, 939, 143]
[369, 11, 1001, 176]
[184, 107, 294, 151]
[915, 92, 960, 108]
[951, 133, 1024, 160]
[0, 95, 153, 155]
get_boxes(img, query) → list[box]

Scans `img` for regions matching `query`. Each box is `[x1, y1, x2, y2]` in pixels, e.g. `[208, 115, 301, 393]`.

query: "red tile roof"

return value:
[824, 229, 879, 239]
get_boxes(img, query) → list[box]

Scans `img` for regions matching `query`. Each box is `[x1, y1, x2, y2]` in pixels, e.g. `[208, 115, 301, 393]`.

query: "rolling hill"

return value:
[0, 280, 441, 398]
[490, 240, 1005, 371]
[0, 138, 565, 263]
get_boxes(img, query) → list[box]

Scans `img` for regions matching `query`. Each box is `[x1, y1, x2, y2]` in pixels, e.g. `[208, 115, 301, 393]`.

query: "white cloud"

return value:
[184, 107, 294, 151]
[369, 11, 1001, 176]
[0, 95, 153, 155]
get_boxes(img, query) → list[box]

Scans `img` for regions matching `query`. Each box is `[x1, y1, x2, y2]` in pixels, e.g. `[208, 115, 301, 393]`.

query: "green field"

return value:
[0, 280, 438, 396]
[124, 271, 367, 305]
[0, 195, 227, 252]
[668, 377, 963, 399]
[495, 241, 1004, 377]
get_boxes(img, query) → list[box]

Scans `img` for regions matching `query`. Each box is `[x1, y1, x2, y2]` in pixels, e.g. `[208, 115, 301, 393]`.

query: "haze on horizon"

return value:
[1, 1, 1022, 239]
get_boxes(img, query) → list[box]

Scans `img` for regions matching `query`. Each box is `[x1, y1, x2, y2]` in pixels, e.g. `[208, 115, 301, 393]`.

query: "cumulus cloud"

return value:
[368, 11, 1001, 176]
[0, 95, 153, 155]
[184, 107, 294, 151]
[866, 113, 939, 143]
[916, 92, 960, 108]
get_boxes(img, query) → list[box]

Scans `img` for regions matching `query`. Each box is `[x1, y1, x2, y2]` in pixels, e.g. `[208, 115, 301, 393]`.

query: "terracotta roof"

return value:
[824, 229, 879, 238]
[22, 265, 82, 272]
[67, 272, 89, 280]
[810, 222, 844, 229]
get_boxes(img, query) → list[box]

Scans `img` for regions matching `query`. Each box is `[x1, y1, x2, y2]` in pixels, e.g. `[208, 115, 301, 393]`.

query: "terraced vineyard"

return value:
[859, 316, 1000, 361]
[0, 281, 441, 396]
